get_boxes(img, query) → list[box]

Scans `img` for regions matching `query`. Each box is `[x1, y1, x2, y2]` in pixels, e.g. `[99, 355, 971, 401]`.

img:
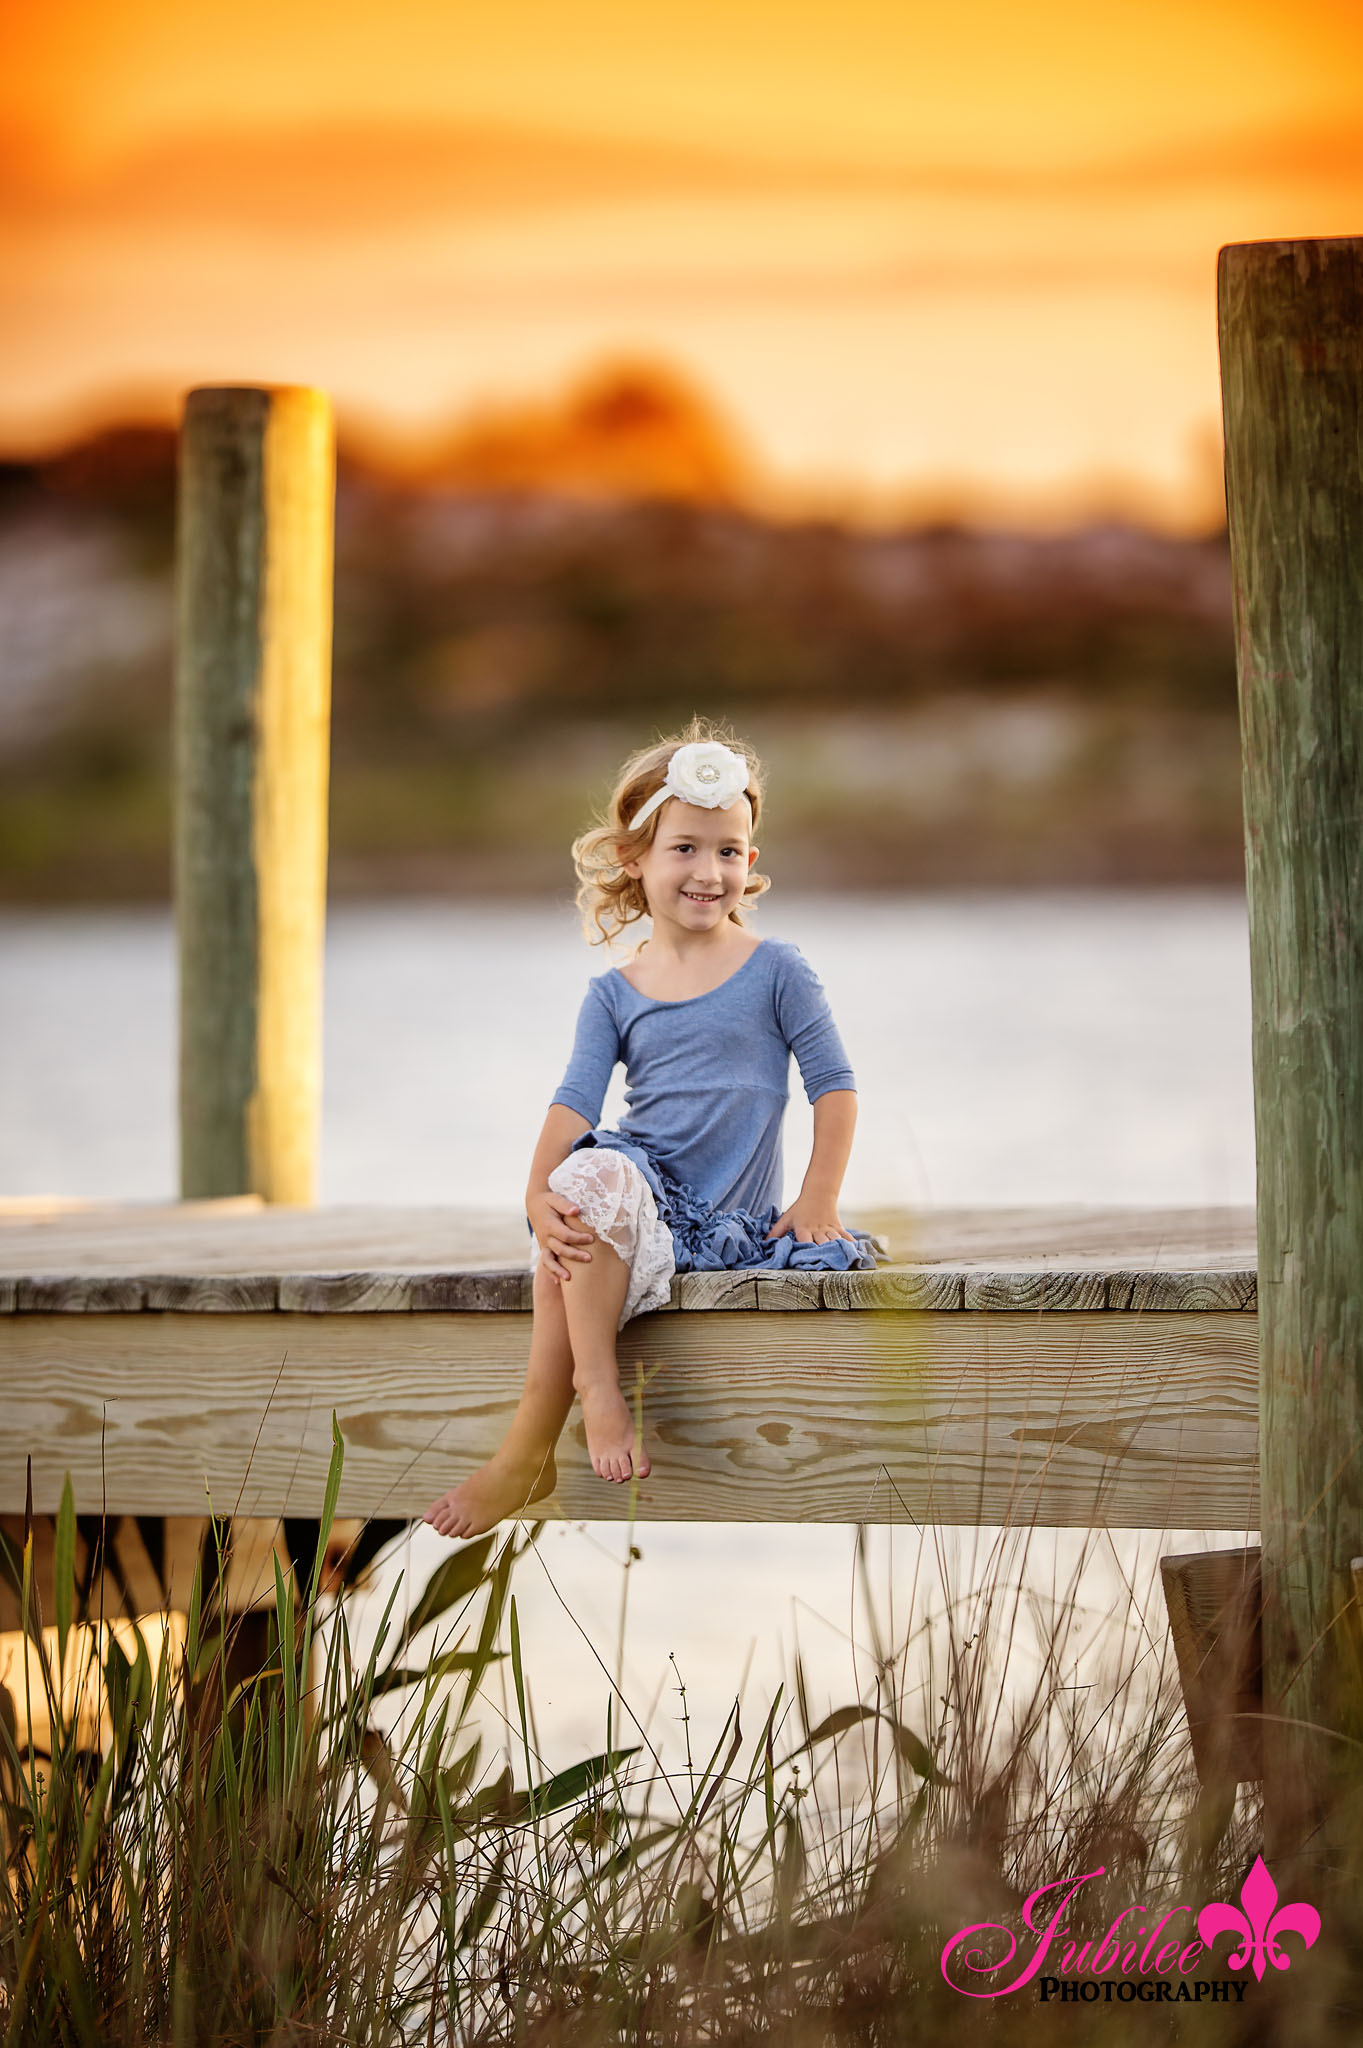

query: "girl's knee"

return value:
[532, 1258, 568, 1311]
[549, 1148, 643, 1203]
[589, 1150, 637, 1195]
[549, 1153, 645, 1246]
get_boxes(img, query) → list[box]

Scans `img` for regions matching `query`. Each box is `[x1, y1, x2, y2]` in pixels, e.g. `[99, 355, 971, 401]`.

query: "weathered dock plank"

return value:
[963, 1271, 1107, 1312]
[756, 1272, 823, 1310]
[823, 1269, 965, 1311]
[144, 1274, 280, 1312]
[15, 1276, 148, 1313]
[0, 1202, 1261, 1529]
[1, 1308, 1259, 1528]
[276, 1272, 414, 1313]
[0, 1199, 529, 1277]
[1108, 1271, 1257, 1313]
[0, 1202, 1257, 1311]
[0, 1192, 1254, 1271]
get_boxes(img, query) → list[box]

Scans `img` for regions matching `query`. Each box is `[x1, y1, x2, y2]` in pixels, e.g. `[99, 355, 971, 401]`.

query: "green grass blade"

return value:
[306, 1412, 346, 1605]
[53, 1476, 75, 1677]
[386, 1535, 496, 1662]
[75, 1742, 116, 1887]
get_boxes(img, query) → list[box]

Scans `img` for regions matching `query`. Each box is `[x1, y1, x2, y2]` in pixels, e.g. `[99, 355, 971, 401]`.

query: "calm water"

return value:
[0, 890, 1253, 1208]
[1, 892, 1257, 1771]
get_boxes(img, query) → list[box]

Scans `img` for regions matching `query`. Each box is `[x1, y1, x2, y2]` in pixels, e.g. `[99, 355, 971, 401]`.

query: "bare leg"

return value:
[424, 1259, 574, 1538]
[560, 1230, 652, 1485]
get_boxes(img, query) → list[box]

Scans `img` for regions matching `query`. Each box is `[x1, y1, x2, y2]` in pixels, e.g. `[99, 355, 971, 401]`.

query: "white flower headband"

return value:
[628, 740, 752, 831]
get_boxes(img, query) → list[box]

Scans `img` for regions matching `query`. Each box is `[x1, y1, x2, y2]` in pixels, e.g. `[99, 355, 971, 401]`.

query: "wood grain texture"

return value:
[1109, 1271, 1257, 1313]
[406, 1272, 530, 1313]
[822, 1269, 965, 1311]
[15, 1276, 147, 1313]
[675, 1272, 759, 1310]
[964, 1272, 1107, 1312]
[282, 1271, 534, 1312]
[755, 1273, 823, 1310]
[1220, 236, 1363, 1780]
[276, 1272, 415, 1312]
[0, 1310, 1259, 1528]
[144, 1273, 279, 1312]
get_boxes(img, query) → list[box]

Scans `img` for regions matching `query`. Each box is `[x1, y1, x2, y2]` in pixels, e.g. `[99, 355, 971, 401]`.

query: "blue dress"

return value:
[545, 937, 886, 1277]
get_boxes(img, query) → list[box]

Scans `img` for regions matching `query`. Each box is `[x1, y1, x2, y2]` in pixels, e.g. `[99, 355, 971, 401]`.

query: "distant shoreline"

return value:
[1, 432, 1242, 904]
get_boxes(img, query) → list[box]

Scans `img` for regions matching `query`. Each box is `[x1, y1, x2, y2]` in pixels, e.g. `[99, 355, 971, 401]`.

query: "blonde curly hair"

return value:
[573, 717, 770, 947]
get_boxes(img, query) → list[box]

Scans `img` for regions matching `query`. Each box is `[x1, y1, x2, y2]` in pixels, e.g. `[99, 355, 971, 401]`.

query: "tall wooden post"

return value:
[175, 386, 334, 1204]
[1218, 237, 1363, 1862]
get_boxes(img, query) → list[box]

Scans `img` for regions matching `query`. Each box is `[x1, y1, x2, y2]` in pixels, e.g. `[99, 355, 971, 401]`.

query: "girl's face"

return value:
[622, 797, 758, 935]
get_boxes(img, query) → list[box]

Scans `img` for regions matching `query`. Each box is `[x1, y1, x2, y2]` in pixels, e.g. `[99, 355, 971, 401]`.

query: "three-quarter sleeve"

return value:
[773, 944, 857, 1102]
[551, 977, 621, 1125]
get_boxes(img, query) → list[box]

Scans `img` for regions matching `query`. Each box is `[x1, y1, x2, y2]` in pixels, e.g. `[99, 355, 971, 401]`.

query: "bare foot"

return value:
[424, 1447, 557, 1539]
[577, 1381, 652, 1484]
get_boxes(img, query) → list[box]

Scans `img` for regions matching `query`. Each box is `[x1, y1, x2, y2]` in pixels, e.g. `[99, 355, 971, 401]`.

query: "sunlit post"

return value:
[175, 385, 335, 1203]
[1218, 236, 1363, 1866]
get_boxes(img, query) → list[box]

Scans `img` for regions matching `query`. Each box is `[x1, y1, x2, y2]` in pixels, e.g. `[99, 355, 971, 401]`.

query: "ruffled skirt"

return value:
[527, 1126, 888, 1329]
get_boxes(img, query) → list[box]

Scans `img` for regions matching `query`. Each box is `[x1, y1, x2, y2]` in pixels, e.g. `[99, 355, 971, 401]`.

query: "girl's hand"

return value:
[528, 1188, 595, 1282]
[764, 1198, 855, 1246]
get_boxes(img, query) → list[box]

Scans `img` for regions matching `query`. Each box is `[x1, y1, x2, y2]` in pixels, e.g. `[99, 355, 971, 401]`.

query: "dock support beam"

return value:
[1219, 236, 1363, 1866]
[175, 387, 335, 1203]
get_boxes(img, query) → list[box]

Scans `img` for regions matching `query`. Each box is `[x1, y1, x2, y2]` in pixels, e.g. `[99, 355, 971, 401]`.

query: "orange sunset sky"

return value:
[3, 0, 1361, 525]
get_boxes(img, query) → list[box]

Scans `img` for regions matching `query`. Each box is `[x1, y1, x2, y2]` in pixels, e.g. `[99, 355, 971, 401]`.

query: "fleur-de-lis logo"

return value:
[1198, 1856, 1320, 1979]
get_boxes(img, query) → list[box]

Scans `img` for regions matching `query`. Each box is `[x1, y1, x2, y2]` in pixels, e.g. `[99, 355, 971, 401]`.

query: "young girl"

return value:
[425, 720, 886, 1541]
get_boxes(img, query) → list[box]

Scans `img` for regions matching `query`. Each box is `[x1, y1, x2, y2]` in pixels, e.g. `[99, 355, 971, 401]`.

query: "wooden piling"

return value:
[1159, 1547, 1263, 1787]
[1218, 236, 1363, 1857]
[175, 387, 334, 1204]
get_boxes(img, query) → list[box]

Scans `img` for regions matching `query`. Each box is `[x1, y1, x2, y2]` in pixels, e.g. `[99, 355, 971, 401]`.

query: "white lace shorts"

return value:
[528, 1147, 677, 1329]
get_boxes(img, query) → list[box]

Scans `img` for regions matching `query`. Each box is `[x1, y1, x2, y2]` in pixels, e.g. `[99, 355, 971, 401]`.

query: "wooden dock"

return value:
[0, 1200, 1258, 1529]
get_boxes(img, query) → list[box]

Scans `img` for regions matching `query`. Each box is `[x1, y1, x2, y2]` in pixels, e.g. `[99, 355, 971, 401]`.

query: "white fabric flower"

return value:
[629, 741, 750, 830]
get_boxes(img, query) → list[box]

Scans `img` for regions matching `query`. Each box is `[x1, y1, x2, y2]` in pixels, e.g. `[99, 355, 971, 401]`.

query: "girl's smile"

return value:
[621, 797, 758, 939]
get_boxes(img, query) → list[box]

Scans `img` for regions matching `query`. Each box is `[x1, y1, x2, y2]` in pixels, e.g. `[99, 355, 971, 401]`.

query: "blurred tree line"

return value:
[0, 396, 1242, 902]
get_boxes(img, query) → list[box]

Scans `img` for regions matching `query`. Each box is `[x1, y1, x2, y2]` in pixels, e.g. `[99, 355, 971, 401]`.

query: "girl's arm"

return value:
[764, 1088, 857, 1244]
[527, 1103, 595, 1281]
